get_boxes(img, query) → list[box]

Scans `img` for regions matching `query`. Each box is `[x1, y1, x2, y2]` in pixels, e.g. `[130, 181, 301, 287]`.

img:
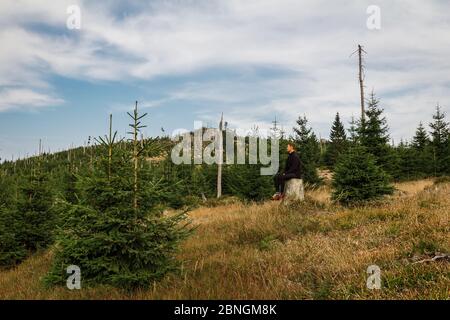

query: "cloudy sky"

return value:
[0, 0, 449, 160]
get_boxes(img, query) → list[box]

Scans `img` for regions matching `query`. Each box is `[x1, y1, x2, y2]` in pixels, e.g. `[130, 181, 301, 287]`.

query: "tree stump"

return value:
[282, 178, 305, 205]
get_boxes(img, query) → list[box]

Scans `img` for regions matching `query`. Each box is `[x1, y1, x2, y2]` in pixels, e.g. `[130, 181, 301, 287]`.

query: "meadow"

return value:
[0, 179, 448, 299]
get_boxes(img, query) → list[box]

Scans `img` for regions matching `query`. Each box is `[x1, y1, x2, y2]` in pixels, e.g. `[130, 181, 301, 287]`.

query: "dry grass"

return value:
[394, 179, 434, 196]
[0, 180, 448, 300]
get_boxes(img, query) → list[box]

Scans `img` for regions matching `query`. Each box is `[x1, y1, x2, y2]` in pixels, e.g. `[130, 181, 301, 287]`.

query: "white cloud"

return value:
[0, 0, 449, 143]
[0, 88, 64, 112]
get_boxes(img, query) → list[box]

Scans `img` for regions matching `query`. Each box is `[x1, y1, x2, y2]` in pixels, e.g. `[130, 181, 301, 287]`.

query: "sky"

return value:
[0, 0, 449, 160]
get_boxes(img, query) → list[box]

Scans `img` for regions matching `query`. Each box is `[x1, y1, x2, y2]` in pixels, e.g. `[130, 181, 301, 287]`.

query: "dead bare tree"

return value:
[217, 113, 224, 198]
[351, 44, 367, 119]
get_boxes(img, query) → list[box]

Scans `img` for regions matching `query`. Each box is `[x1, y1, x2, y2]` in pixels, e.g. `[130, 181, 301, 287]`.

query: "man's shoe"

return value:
[272, 192, 281, 200]
[272, 192, 284, 201]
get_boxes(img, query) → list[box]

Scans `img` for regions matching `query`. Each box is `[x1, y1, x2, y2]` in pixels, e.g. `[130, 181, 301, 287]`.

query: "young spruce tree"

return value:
[358, 92, 400, 178]
[412, 122, 429, 150]
[411, 122, 433, 177]
[45, 105, 191, 289]
[0, 172, 27, 267]
[429, 104, 449, 175]
[358, 92, 389, 160]
[324, 112, 348, 168]
[1, 157, 54, 267]
[332, 145, 393, 204]
[293, 115, 321, 185]
[16, 161, 55, 252]
[223, 136, 274, 201]
[348, 116, 359, 145]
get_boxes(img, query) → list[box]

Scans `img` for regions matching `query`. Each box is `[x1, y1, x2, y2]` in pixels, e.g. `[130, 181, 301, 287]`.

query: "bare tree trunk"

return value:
[108, 114, 113, 180]
[358, 44, 366, 120]
[217, 113, 224, 198]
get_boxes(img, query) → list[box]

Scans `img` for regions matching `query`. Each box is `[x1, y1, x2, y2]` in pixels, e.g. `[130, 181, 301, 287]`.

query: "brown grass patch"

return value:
[0, 180, 448, 299]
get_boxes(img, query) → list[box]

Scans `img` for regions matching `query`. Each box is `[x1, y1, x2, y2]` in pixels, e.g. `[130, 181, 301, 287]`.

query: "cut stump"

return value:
[282, 178, 305, 205]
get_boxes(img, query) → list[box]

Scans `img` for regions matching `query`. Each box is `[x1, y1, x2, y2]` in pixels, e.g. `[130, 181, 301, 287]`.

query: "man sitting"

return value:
[272, 142, 302, 200]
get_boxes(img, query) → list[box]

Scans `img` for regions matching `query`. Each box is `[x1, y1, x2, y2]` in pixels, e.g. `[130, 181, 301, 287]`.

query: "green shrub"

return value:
[332, 145, 394, 204]
[0, 206, 27, 267]
[0, 165, 54, 268]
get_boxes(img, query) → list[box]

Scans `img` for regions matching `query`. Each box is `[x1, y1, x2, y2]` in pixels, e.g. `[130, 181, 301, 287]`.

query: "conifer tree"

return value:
[395, 140, 419, 180]
[224, 136, 276, 201]
[412, 122, 429, 150]
[45, 107, 191, 289]
[324, 112, 348, 168]
[0, 159, 54, 267]
[61, 169, 78, 203]
[16, 162, 54, 252]
[0, 169, 14, 206]
[357, 92, 398, 178]
[293, 115, 321, 184]
[332, 145, 393, 204]
[429, 104, 449, 175]
[358, 92, 390, 158]
[0, 172, 27, 267]
[411, 122, 433, 177]
[348, 116, 359, 145]
[224, 163, 273, 201]
[0, 207, 27, 267]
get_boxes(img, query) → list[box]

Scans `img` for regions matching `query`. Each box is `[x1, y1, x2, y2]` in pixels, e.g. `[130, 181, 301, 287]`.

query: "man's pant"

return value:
[273, 173, 298, 194]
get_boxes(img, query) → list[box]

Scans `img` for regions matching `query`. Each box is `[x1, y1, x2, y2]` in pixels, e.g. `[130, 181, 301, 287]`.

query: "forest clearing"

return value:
[1, 178, 448, 300]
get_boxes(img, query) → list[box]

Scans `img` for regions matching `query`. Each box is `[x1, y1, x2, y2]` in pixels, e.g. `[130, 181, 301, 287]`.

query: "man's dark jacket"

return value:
[284, 151, 302, 179]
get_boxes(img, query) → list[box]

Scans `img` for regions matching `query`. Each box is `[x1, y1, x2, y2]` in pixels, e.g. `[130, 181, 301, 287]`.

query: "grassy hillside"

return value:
[0, 179, 448, 299]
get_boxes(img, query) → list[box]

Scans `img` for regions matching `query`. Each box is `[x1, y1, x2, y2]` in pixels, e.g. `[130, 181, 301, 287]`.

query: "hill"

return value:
[0, 179, 448, 299]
